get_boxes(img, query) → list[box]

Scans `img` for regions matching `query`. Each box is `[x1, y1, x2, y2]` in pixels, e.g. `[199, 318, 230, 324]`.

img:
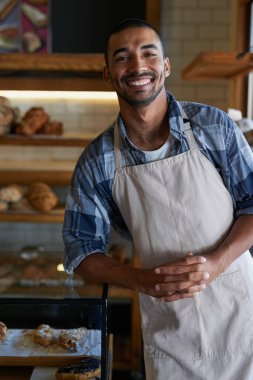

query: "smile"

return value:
[127, 78, 151, 86]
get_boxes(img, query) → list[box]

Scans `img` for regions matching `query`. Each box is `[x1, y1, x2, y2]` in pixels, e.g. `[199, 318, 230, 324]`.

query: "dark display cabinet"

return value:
[0, 284, 112, 380]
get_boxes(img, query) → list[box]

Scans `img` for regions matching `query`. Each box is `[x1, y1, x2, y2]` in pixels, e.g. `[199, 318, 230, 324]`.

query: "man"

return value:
[63, 19, 253, 379]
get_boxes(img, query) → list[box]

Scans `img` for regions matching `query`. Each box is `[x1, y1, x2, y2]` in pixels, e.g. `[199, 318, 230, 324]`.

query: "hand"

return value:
[136, 253, 209, 302]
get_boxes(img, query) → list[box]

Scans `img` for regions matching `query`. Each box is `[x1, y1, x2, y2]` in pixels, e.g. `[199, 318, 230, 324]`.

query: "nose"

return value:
[128, 54, 147, 74]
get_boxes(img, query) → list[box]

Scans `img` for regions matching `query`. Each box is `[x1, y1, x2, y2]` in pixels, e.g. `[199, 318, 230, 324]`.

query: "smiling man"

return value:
[63, 19, 253, 380]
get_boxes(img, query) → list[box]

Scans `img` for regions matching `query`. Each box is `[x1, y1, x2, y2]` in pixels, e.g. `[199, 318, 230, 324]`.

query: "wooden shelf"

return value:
[0, 284, 135, 299]
[0, 53, 104, 73]
[0, 53, 108, 91]
[182, 51, 253, 80]
[0, 160, 75, 185]
[0, 208, 64, 223]
[0, 133, 96, 147]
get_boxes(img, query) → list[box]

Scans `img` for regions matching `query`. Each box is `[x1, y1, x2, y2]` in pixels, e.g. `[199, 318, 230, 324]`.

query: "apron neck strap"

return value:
[113, 103, 199, 169]
[177, 102, 198, 150]
[114, 121, 122, 170]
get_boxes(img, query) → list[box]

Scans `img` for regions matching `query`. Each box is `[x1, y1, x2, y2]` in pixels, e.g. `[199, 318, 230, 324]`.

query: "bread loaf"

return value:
[27, 182, 58, 212]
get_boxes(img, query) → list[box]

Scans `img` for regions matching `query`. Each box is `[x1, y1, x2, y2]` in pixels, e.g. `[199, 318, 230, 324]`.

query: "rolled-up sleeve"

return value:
[227, 120, 253, 217]
[62, 153, 111, 274]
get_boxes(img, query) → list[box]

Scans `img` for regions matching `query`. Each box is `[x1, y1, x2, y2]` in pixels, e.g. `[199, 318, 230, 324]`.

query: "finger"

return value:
[177, 283, 206, 294]
[155, 279, 207, 294]
[155, 280, 193, 293]
[155, 256, 206, 275]
[160, 284, 206, 302]
[158, 271, 209, 282]
[160, 292, 196, 302]
[175, 254, 206, 265]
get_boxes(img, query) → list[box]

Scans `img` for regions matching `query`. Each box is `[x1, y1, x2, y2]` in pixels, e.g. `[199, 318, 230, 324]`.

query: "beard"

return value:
[118, 82, 164, 107]
[112, 71, 166, 108]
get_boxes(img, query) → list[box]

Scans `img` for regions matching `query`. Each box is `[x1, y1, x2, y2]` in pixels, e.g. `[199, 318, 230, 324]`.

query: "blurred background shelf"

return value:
[0, 133, 97, 147]
[0, 160, 75, 185]
[182, 51, 253, 80]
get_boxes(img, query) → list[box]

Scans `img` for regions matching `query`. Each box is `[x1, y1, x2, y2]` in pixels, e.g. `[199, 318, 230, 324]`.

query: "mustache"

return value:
[122, 71, 157, 81]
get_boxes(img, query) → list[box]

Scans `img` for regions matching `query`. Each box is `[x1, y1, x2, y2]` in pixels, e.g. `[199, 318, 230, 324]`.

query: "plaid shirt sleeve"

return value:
[62, 129, 131, 274]
[184, 102, 253, 217]
[225, 118, 253, 217]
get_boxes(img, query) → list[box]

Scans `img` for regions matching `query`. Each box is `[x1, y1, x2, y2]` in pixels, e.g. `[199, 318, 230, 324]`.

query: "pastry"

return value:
[33, 324, 55, 347]
[27, 182, 58, 212]
[14, 107, 63, 136]
[0, 322, 7, 341]
[9, 197, 32, 211]
[55, 357, 101, 380]
[0, 96, 11, 107]
[15, 107, 49, 135]
[0, 184, 23, 203]
[0, 104, 15, 135]
[0, 200, 8, 211]
[39, 120, 63, 135]
[59, 327, 87, 350]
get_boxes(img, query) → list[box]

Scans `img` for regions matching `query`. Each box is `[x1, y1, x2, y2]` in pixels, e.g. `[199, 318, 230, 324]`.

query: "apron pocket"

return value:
[141, 269, 253, 361]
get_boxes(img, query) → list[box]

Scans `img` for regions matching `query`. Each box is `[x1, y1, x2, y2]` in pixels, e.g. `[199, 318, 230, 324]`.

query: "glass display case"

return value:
[0, 283, 111, 380]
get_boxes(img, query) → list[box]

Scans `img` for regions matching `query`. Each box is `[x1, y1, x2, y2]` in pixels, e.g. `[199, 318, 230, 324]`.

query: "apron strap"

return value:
[114, 122, 122, 170]
[113, 102, 199, 169]
[177, 102, 199, 151]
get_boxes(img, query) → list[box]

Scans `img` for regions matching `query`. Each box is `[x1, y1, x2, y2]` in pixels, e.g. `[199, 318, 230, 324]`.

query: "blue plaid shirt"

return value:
[63, 92, 253, 274]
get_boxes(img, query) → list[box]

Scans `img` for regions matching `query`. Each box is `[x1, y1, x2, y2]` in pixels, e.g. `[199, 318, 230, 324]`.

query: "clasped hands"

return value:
[138, 252, 221, 302]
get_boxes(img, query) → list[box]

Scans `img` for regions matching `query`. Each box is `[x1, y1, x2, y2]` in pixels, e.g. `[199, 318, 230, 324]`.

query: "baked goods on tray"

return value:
[33, 324, 55, 347]
[0, 322, 7, 341]
[55, 357, 101, 380]
[59, 327, 87, 350]
[33, 324, 87, 351]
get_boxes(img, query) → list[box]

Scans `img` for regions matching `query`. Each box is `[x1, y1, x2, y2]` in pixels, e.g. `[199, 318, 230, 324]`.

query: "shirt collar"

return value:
[116, 91, 186, 149]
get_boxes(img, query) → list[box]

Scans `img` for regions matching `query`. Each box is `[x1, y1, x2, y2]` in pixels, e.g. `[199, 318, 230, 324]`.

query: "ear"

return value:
[164, 57, 171, 78]
[103, 66, 113, 87]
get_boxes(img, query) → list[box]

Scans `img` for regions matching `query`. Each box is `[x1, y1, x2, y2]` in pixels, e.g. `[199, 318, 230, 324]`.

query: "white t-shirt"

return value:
[129, 136, 172, 163]
[142, 138, 171, 162]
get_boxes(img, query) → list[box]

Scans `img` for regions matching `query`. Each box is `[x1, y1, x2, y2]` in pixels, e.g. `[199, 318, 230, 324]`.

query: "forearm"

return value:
[75, 253, 141, 291]
[75, 252, 208, 301]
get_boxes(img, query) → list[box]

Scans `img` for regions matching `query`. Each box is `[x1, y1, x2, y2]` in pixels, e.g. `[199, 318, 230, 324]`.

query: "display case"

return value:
[0, 284, 112, 380]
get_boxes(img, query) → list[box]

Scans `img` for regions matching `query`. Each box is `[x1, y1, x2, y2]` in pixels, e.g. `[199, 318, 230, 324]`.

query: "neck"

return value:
[119, 90, 169, 151]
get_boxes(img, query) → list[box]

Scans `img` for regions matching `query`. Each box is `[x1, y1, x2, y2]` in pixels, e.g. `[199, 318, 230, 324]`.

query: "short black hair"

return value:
[104, 18, 165, 65]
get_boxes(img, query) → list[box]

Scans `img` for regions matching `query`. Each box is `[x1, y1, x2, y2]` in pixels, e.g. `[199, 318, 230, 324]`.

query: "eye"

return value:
[115, 55, 129, 62]
[144, 51, 157, 58]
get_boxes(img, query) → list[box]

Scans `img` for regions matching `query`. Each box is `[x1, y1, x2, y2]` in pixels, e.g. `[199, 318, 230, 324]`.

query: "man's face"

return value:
[104, 27, 170, 108]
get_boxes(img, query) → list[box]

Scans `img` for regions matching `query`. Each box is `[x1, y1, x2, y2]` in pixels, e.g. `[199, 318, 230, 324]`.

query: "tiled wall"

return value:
[0, 96, 119, 252]
[0, 0, 234, 252]
[161, 0, 232, 110]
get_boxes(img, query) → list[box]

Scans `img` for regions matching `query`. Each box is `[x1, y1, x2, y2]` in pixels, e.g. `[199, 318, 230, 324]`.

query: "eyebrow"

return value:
[112, 44, 159, 57]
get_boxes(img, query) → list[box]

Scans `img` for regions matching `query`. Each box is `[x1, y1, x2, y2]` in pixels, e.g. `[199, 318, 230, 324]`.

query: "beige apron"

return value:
[112, 104, 253, 380]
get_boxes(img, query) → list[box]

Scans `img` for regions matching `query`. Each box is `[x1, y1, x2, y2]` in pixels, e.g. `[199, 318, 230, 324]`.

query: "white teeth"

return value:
[128, 79, 151, 86]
